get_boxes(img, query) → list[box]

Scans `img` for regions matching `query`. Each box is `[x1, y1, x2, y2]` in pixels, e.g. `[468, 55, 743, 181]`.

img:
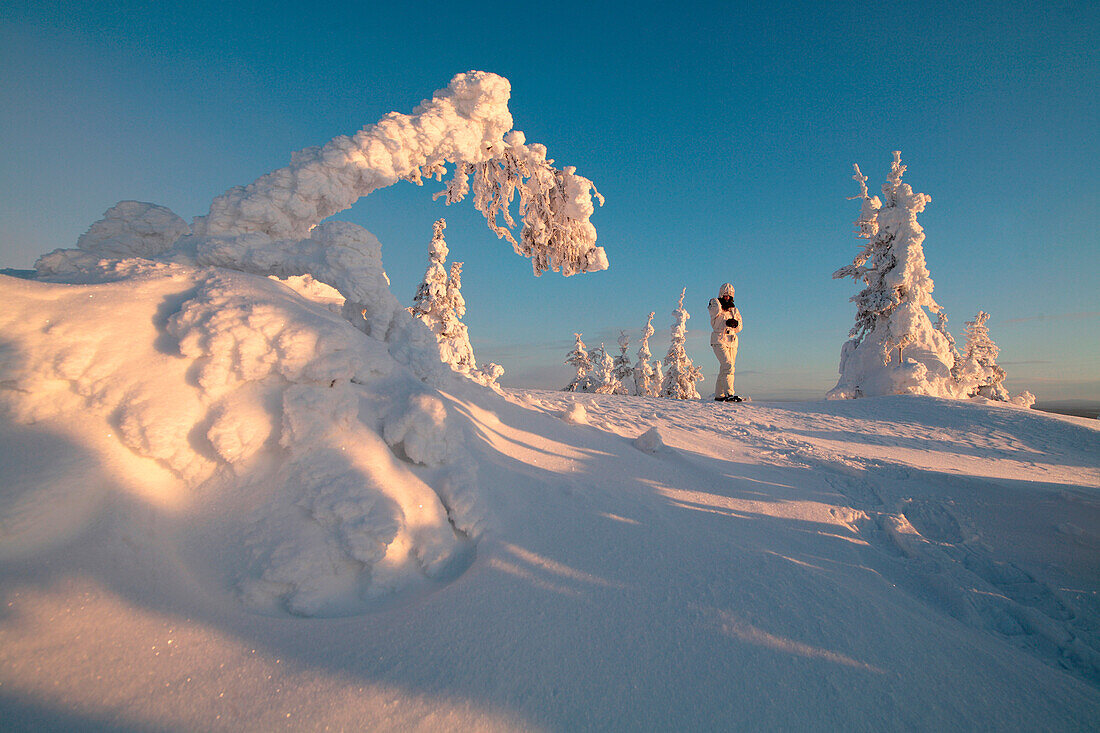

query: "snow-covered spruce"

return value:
[633, 311, 659, 397]
[563, 332, 595, 392]
[959, 311, 1007, 400]
[829, 152, 960, 400]
[958, 311, 1035, 406]
[612, 331, 634, 395]
[660, 288, 704, 400]
[409, 219, 502, 389]
[589, 343, 623, 395]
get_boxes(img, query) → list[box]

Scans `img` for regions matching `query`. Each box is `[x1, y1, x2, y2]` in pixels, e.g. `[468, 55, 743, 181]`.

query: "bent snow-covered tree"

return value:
[661, 289, 704, 400]
[40, 71, 606, 388]
[829, 152, 959, 399]
[25, 73, 602, 616]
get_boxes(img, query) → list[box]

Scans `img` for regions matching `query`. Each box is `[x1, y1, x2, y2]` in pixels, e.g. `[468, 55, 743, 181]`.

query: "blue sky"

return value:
[2, 0, 1097, 400]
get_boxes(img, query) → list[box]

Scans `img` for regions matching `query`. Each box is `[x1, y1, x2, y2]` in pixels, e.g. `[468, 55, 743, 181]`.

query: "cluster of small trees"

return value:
[831, 152, 1032, 405]
[564, 288, 703, 399]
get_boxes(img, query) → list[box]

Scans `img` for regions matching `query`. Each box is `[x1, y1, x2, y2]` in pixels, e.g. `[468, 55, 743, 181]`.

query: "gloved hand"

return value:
[726, 318, 738, 328]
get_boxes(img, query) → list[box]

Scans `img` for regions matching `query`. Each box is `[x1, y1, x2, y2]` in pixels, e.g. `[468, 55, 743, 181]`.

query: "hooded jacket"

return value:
[708, 283, 742, 347]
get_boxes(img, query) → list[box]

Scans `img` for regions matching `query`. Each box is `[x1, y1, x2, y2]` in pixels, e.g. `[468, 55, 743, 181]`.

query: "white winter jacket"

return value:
[708, 298, 742, 347]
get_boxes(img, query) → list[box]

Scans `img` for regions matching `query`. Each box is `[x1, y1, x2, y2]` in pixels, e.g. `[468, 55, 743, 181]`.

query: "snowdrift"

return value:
[3, 263, 1099, 728]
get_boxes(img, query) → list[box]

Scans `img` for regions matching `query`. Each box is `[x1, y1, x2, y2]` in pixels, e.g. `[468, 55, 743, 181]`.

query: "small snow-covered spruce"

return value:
[958, 311, 1010, 401]
[564, 333, 594, 392]
[590, 343, 622, 395]
[651, 360, 665, 393]
[410, 220, 502, 388]
[411, 218, 450, 321]
[611, 331, 634, 395]
[829, 152, 960, 399]
[633, 312, 658, 397]
[661, 288, 704, 400]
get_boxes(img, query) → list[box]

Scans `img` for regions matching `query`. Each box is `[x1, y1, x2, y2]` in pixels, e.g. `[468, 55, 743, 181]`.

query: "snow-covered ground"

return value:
[1, 268, 1098, 730]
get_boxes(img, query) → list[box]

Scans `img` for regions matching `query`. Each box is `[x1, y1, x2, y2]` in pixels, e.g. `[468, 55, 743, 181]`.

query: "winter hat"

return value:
[719, 283, 735, 298]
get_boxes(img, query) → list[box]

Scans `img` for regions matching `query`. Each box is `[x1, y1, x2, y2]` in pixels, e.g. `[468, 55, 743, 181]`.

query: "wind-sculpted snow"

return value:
[77, 201, 191, 258]
[0, 267, 484, 616]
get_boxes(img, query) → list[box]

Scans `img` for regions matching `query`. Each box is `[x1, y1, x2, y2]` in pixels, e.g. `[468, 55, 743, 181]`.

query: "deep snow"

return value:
[1, 265, 1098, 730]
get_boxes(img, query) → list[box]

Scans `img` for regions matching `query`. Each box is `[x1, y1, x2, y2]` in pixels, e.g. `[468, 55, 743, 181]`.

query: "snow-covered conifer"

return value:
[661, 289, 703, 400]
[612, 331, 633, 395]
[411, 219, 450, 321]
[590, 343, 622, 394]
[958, 311, 1009, 401]
[564, 333, 594, 392]
[633, 312, 657, 397]
[829, 152, 960, 399]
[410, 220, 501, 387]
[934, 311, 963, 383]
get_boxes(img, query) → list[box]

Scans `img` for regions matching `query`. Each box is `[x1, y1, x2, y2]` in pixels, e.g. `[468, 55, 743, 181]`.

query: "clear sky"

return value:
[2, 0, 1097, 400]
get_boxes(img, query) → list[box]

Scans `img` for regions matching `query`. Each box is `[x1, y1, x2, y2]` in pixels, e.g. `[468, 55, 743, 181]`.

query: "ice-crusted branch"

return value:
[434, 131, 606, 277]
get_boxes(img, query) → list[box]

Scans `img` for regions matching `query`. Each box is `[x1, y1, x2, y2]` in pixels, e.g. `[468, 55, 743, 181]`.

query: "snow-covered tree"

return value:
[590, 343, 622, 394]
[611, 331, 634, 395]
[411, 219, 450, 321]
[829, 152, 960, 399]
[958, 311, 1009, 400]
[633, 312, 658, 397]
[661, 288, 703, 400]
[934, 310, 963, 383]
[410, 219, 501, 388]
[564, 333, 594, 392]
[651, 360, 665, 393]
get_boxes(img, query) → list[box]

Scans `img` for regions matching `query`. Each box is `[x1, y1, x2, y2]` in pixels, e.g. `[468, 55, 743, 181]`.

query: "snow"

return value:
[2, 261, 1099, 728]
[1, 72, 1095, 730]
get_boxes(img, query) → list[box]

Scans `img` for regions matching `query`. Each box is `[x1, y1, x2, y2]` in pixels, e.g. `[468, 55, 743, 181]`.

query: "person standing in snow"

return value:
[708, 283, 743, 401]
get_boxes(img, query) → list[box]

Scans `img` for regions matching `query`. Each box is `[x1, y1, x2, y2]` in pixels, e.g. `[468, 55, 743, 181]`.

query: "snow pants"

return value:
[712, 338, 738, 399]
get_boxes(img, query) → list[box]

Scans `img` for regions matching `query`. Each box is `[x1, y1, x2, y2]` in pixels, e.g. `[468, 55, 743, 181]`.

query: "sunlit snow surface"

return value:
[1, 265, 1098, 729]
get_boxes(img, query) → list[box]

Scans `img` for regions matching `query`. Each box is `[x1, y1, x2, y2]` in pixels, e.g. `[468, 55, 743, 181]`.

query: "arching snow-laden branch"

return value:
[433, 131, 606, 277]
[192, 71, 605, 279]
